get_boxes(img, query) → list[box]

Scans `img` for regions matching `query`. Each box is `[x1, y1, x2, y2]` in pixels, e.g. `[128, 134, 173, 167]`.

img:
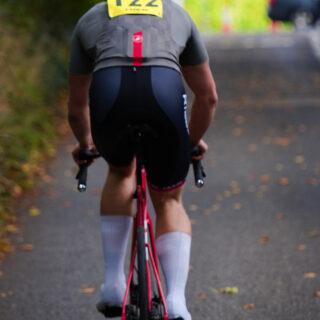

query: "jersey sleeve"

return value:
[68, 21, 94, 74]
[179, 19, 209, 67]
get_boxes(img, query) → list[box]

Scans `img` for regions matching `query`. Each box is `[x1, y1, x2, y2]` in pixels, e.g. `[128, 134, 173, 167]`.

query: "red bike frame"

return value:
[122, 166, 168, 320]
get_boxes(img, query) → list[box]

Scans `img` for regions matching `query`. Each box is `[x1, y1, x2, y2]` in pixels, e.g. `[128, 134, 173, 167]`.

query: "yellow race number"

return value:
[107, 0, 163, 18]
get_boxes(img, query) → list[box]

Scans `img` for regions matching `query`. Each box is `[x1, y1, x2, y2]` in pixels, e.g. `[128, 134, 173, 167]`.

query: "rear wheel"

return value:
[137, 226, 149, 319]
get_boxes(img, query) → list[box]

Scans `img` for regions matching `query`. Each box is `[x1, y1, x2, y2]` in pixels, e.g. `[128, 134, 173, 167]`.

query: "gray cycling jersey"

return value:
[69, 0, 208, 74]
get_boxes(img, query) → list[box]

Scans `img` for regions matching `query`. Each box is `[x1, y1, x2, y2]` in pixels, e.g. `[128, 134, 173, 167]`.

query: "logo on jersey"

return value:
[133, 34, 143, 43]
[133, 31, 143, 67]
[107, 0, 163, 18]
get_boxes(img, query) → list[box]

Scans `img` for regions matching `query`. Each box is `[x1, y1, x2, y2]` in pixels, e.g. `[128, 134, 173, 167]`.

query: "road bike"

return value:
[76, 124, 205, 320]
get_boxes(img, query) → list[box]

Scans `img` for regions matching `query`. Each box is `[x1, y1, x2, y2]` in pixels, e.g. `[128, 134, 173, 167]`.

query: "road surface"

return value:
[1, 32, 320, 320]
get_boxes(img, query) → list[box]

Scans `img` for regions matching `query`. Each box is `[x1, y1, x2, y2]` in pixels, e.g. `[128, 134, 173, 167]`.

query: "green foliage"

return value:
[1, 0, 99, 38]
[0, 5, 72, 232]
[186, 0, 272, 31]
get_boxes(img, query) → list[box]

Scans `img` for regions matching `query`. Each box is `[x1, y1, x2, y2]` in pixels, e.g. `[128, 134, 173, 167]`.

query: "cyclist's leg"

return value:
[150, 186, 192, 320]
[149, 186, 191, 237]
[98, 161, 135, 311]
[89, 67, 138, 314]
[100, 161, 136, 217]
[144, 66, 192, 320]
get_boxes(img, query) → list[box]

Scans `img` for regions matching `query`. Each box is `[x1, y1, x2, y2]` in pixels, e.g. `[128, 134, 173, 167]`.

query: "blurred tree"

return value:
[1, 0, 98, 38]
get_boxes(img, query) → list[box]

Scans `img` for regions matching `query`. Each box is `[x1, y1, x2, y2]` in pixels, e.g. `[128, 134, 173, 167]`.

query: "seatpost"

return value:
[134, 131, 143, 187]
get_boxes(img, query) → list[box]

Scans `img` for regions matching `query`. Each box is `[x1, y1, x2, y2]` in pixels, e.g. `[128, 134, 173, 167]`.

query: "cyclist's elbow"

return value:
[203, 89, 218, 113]
[209, 90, 218, 109]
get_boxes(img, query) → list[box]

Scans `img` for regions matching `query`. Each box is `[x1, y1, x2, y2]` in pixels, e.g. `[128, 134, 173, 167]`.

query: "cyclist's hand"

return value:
[191, 139, 208, 161]
[72, 144, 98, 165]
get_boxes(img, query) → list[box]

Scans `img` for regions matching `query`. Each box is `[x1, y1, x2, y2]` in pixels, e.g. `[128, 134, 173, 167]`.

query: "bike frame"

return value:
[122, 158, 168, 320]
[76, 128, 205, 320]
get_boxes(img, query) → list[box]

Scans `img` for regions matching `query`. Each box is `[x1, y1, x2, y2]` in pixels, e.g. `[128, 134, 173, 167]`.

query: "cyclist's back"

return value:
[69, 0, 208, 74]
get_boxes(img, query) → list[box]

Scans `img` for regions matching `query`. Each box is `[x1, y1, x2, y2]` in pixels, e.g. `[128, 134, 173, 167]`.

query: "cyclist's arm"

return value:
[68, 73, 94, 149]
[181, 61, 218, 148]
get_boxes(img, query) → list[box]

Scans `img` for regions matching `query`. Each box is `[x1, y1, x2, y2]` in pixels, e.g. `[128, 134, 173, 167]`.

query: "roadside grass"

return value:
[0, 18, 68, 247]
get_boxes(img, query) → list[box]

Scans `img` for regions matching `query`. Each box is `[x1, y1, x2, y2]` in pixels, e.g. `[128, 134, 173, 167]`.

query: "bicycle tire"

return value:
[137, 225, 149, 320]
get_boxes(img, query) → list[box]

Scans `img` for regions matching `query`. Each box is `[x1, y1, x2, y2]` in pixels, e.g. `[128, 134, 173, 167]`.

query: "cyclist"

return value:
[68, 1, 218, 319]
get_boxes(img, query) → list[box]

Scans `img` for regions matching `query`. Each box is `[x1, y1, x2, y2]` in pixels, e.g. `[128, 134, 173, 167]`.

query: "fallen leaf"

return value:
[275, 163, 284, 171]
[273, 137, 290, 147]
[92, 188, 102, 195]
[278, 178, 290, 186]
[1, 244, 12, 252]
[48, 189, 60, 199]
[263, 136, 272, 144]
[307, 178, 317, 186]
[304, 273, 316, 279]
[298, 245, 307, 251]
[211, 204, 221, 212]
[310, 231, 320, 238]
[12, 185, 22, 198]
[64, 170, 73, 177]
[235, 115, 245, 124]
[63, 201, 72, 208]
[189, 205, 198, 212]
[248, 144, 257, 152]
[243, 303, 255, 310]
[85, 209, 95, 216]
[232, 188, 241, 195]
[224, 190, 232, 198]
[0, 271, 3, 277]
[209, 287, 219, 294]
[41, 175, 52, 183]
[199, 294, 206, 300]
[233, 127, 243, 137]
[314, 291, 320, 297]
[300, 163, 308, 171]
[216, 194, 223, 202]
[233, 203, 242, 210]
[5, 225, 20, 234]
[29, 206, 41, 216]
[294, 155, 305, 164]
[0, 293, 7, 298]
[276, 213, 285, 220]
[219, 287, 239, 294]
[20, 244, 34, 251]
[299, 124, 307, 133]
[190, 219, 197, 225]
[259, 185, 269, 192]
[79, 287, 96, 294]
[260, 174, 271, 183]
[201, 209, 212, 216]
[22, 163, 31, 173]
[259, 236, 269, 244]
[230, 181, 239, 188]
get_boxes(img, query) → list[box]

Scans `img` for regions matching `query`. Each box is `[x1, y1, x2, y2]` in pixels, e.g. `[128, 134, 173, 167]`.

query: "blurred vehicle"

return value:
[268, 0, 320, 29]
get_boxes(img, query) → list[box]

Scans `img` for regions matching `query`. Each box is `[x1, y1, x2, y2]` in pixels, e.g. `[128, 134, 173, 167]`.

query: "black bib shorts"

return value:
[89, 66, 190, 191]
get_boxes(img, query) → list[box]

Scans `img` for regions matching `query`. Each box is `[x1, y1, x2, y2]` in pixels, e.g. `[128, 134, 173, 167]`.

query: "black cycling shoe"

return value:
[96, 301, 122, 318]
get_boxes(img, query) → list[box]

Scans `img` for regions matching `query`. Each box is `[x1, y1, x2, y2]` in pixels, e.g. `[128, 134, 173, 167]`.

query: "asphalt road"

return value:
[1, 32, 320, 320]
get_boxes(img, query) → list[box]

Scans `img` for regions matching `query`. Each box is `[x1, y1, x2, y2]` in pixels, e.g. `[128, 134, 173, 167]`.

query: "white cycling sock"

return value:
[100, 215, 133, 306]
[156, 232, 192, 320]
